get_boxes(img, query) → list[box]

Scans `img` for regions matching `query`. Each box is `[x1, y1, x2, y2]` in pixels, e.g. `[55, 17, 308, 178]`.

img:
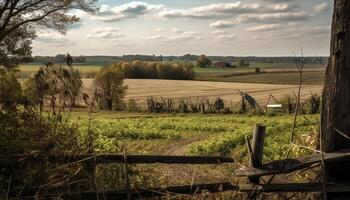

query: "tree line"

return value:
[114, 60, 195, 80]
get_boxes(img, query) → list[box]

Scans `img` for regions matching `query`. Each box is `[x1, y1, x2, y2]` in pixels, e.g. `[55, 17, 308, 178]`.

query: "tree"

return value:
[197, 54, 211, 68]
[94, 66, 127, 110]
[321, 1, 350, 199]
[0, 0, 97, 69]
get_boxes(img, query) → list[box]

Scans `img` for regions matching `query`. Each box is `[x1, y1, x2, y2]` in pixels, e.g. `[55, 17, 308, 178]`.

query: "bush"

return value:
[114, 61, 195, 80]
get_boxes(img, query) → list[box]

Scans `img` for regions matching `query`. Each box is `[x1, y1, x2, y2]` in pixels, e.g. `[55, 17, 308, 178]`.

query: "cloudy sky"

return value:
[33, 0, 333, 56]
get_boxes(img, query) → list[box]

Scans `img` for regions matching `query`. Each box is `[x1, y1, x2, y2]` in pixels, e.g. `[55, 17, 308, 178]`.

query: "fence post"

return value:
[247, 124, 266, 199]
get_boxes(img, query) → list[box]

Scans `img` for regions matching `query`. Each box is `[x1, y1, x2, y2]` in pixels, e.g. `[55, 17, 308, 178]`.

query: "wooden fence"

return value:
[2, 124, 350, 199]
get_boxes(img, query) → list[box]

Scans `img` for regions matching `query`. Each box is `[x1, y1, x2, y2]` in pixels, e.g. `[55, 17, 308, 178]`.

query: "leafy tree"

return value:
[0, 0, 97, 70]
[197, 54, 211, 68]
[94, 66, 128, 110]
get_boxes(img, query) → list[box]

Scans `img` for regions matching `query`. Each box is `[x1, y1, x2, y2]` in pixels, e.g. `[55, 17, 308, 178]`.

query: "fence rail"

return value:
[0, 154, 235, 165]
[21, 182, 238, 199]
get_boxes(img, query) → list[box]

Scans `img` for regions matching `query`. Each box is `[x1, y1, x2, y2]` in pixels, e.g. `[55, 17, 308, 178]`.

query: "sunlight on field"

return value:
[82, 79, 322, 107]
[19, 64, 102, 73]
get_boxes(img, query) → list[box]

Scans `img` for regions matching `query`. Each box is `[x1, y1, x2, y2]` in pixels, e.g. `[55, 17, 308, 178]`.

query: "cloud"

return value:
[159, 1, 300, 20]
[238, 12, 311, 23]
[87, 27, 124, 40]
[211, 30, 226, 35]
[172, 28, 183, 33]
[159, 2, 261, 19]
[217, 34, 236, 40]
[36, 32, 74, 46]
[144, 30, 202, 42]
[144, 34, 165, 40]
[94, 1, 164, 22]
[314, 2, 329, 13]
[246, 24, 281, 32]
[210, 20, 236, 28]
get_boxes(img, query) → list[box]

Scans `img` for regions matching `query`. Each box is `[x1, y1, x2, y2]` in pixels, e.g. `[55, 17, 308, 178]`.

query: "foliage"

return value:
[94, 66, 128, 110]
[114, 61, 195, 80]
[197, 54, 212, 68]
[0, 0, 96, 69]
[0, 71, 22, 111]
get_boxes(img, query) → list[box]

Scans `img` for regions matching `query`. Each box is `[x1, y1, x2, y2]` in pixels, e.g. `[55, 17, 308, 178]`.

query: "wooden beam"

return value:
[20, 182, 238, 199]
[235, 151, 350, 178]
[0, 154, 235, 165]
[239, 183, 350, 193]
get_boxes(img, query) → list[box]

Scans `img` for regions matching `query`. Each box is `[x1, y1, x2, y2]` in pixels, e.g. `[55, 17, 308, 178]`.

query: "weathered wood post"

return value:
[322, 1, 350, 199]
[247, 124, 266, 199]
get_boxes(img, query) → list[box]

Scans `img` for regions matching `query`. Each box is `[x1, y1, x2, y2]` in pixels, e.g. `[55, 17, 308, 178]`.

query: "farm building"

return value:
[213, 61, 232, 68]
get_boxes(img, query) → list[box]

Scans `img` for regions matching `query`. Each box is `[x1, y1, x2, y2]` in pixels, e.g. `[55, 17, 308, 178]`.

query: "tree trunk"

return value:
[322, 0, 350, 198]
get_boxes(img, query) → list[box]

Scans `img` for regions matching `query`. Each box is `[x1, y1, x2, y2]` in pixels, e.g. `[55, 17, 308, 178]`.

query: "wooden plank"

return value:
[239, 183, 350, 193]
[235, 151, 350, 177]
[20, 182, 238, 199]
[0, 154, 234, 165]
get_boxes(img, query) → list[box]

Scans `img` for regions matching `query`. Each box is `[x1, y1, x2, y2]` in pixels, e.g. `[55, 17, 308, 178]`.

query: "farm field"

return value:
[19, 62, 325, 85]
[199, 71, 325, 85]
[83, 79, 323, 107]
[70, 113, 319, 185]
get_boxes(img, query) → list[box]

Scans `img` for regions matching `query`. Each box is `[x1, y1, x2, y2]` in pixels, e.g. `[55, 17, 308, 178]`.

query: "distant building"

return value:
[213, 61, 232, 68]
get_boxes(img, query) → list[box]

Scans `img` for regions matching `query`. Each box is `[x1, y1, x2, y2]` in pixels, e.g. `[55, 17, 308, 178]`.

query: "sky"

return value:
[32, 0, 333, 57]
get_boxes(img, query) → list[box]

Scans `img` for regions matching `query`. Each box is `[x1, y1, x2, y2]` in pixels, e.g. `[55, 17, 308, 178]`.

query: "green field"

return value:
[73, 113, 319, 162]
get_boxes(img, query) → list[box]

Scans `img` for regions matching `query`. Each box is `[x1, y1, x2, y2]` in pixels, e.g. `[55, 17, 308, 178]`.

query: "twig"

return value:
[335, 128, 350, 141]
[290, 47, 304, 143]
